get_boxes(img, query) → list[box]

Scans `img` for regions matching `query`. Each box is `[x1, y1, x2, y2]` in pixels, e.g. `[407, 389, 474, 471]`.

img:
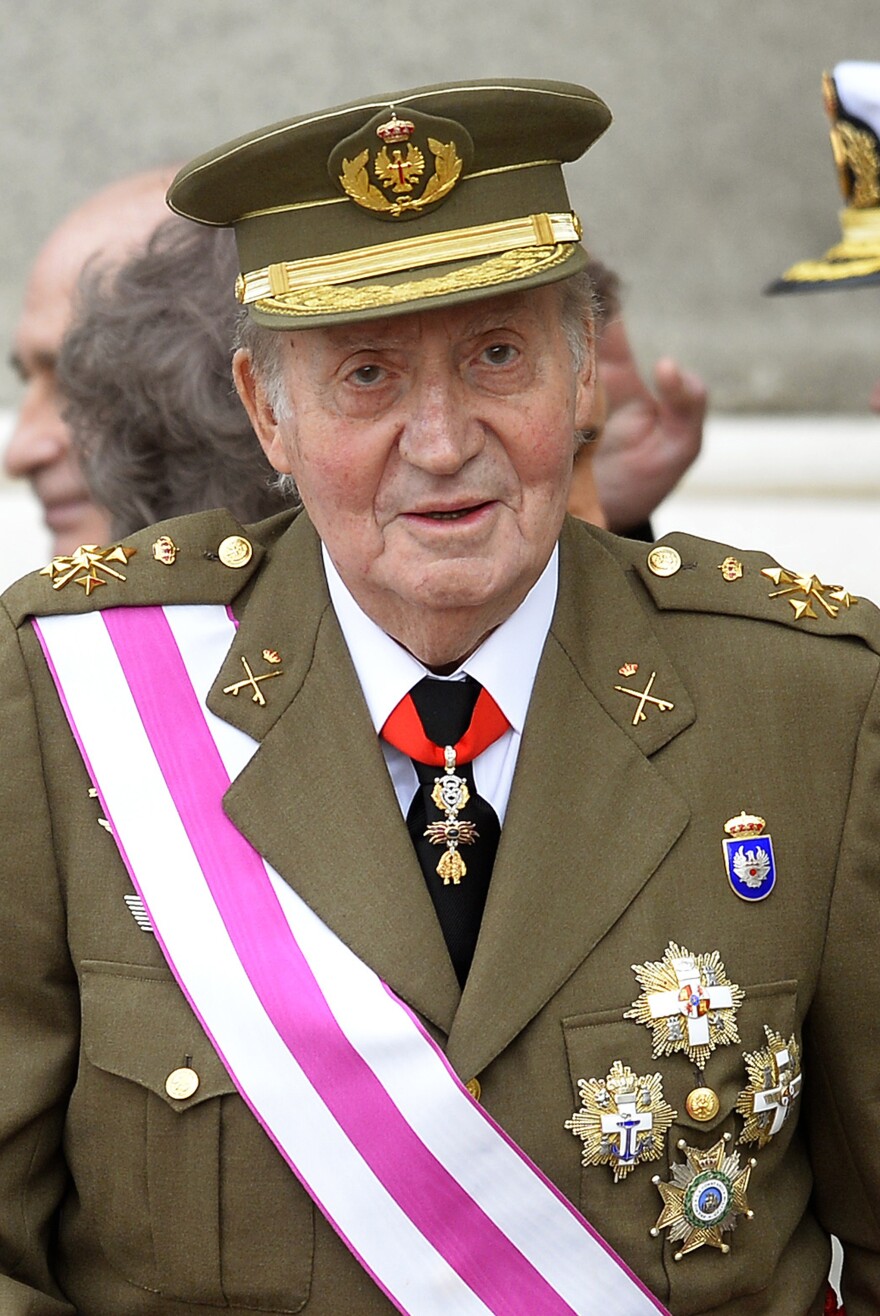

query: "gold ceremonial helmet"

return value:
[767, 61, 880, 294]
[167, 79, 611, 329]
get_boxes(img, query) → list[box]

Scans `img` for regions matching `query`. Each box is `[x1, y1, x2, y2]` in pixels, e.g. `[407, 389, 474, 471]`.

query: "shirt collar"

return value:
[323, 545, 558, 736]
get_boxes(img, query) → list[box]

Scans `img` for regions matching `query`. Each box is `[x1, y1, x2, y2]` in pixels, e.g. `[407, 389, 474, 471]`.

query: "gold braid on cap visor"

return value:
[235, 211, 583, 314]
[780, 206, 880, 283]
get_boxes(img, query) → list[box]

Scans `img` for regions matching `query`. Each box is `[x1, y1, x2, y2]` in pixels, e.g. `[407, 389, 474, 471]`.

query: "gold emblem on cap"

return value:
[151, 535, 178, 565]
[565, 1060, 677, 1183]
[651, 1133, 755, 1260]
[613, 670, 675, 726]
[625, 942, 744, 1071]
[218, 535, 253, 569]
[40, 543, 136, 594]
[647, 546, 682, 578]
[339, 133, 463, 218]
[761, 565, 857, 621]
[165, 1066, 200, 1100]
[718, 557, 743, 581]
[685, 1087, 720, 1122]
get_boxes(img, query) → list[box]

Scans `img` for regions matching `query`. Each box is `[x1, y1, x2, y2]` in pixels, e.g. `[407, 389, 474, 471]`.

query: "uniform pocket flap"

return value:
[81, 961, 237, 1108]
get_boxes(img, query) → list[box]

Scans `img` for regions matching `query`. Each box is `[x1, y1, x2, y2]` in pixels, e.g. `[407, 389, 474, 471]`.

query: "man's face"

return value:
[871, 378, 880, 415]
[5, 172, 173, 556]
[238, 284, 594, 660]
[6, 216, 112, 555]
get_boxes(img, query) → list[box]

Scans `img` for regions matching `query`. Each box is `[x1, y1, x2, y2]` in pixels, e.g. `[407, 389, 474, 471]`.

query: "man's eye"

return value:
[350, 363, 385, 385]
[482, 343, 518, 366]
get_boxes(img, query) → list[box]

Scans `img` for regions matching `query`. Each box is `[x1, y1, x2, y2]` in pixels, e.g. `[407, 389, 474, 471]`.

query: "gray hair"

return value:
[59, 217, 294, 538]
[235, 261, 599, 491]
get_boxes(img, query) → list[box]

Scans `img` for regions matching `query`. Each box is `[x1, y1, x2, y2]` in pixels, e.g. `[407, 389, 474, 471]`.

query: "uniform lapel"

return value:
[446, 522, 694, 1078]
[211, 514, 461, 1035]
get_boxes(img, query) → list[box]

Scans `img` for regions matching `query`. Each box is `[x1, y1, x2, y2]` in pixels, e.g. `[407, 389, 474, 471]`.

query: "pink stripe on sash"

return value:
[102, 606, 580, 1316]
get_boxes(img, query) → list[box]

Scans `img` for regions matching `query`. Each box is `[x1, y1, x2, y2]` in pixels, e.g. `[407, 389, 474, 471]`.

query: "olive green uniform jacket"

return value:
[1, 510, 879, 1315]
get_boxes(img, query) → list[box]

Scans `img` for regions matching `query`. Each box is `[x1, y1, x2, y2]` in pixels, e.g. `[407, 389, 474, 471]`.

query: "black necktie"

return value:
[404, 676, 501, 986]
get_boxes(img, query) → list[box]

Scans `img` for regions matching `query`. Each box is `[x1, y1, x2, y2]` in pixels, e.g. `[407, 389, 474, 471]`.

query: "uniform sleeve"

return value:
[806, 661, 880, 1315]
[0, 602, 78, 1313]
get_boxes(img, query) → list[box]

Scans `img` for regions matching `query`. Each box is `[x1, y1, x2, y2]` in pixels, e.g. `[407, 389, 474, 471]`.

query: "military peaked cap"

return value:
[167, 79, 611, 328]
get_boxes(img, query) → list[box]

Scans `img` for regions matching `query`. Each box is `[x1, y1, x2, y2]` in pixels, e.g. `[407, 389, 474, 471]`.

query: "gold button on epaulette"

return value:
[165, 1066, 200, 1100]
[465, 1076, 482, 1102]
[647, 546, 682, 578]
[218, 535, 253, 569]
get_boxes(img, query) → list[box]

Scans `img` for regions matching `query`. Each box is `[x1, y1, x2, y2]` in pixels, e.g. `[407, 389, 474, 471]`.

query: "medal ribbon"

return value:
[34, 604, 669, 1316]
[381, 682, 510, 764]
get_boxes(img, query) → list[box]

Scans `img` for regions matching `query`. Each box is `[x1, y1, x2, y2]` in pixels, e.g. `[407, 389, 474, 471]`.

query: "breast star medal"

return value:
[423, 745, 478, 885]
[723, 811, 776, 901]
[565, 1060, 677, 1183]
[736, 1027, 802, 1149]
[625, 942, 744, 1070]
[651, 1133, 755, 1260]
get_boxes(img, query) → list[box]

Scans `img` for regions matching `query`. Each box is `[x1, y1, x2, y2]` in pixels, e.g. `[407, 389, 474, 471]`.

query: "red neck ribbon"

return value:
[381, 685, 510, 767]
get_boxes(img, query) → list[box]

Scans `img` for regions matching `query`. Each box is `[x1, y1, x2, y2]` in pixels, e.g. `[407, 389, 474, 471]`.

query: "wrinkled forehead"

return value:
[291, 283, 563, 352]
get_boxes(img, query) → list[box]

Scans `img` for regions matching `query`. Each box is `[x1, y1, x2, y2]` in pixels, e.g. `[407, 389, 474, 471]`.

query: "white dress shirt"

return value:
[323, 545, 558, 824]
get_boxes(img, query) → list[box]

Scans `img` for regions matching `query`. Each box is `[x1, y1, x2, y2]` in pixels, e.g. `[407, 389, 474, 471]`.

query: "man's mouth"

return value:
[414, 501, 492, 521]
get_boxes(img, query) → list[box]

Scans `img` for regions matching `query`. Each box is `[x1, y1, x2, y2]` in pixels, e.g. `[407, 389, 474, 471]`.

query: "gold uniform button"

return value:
[165, 1066, 200, 1100]
[685, 1086, 720, 1122]
[218, 535, 253, 569]
[465, 1077, 482, 1102]
[647, 546, 682, 578]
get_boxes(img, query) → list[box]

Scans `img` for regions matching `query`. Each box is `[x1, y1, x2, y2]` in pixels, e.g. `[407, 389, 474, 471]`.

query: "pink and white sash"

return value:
[35, 604, 669, 1316]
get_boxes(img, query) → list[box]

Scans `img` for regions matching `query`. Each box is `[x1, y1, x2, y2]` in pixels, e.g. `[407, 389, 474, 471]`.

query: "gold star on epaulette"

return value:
[760, 565, 857, 621]
[40, 543, 136, 593]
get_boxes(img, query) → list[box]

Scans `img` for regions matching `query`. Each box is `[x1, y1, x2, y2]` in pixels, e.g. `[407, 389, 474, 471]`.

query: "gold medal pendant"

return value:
[423, 745, 479, 885]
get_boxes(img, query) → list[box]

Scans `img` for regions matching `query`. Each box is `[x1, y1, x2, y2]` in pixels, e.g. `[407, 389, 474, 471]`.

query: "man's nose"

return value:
[398, 372, 483, 474]
[4, 387, 69, 480]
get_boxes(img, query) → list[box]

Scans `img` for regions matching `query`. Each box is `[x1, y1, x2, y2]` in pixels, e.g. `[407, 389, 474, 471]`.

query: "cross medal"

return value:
[423, 745, 479, 885]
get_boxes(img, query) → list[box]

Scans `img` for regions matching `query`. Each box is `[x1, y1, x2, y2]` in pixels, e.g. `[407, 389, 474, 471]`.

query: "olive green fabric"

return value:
[1, 510, 879, 1313]
[167, 80, 610, 328]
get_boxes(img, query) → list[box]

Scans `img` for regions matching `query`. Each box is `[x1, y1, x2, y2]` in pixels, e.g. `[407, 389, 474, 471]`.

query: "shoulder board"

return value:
[2, 507, 299, 629]
[621, 529, 880, 656]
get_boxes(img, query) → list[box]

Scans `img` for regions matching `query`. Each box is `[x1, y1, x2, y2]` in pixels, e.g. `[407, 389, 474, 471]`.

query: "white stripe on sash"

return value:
[35, 604, 669, 1316]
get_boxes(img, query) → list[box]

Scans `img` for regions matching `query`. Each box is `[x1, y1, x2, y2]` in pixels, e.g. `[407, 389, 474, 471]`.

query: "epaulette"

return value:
[2, 507, 299, 629]
[622, 530, 880, 657]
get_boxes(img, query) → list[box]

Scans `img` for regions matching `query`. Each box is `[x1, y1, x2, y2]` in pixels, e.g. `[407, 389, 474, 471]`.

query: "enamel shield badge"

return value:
[723, 812, 776, 902]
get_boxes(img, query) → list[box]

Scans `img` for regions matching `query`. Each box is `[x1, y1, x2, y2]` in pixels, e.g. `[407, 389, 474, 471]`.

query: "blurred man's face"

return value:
[870, 378, 880, 415]
[5, 172, 173, 555]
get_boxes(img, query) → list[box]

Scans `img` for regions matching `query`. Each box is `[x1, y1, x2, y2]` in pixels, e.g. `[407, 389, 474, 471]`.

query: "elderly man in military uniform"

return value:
[0, 78, 875, 1315]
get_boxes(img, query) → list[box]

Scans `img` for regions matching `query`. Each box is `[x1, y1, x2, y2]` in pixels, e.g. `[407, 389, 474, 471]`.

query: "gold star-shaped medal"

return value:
[565, 1060, 677, 1183]
[40, 543, 136, 593]
[651, 1133, 755, 1260]
[736, 1026, 802, 1149]
[625, 942, 744, 1070]
[760, 565, 857, 621]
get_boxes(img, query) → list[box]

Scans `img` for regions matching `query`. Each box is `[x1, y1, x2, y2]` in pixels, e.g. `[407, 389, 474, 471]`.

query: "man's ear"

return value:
[232, 348, 294, 474]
